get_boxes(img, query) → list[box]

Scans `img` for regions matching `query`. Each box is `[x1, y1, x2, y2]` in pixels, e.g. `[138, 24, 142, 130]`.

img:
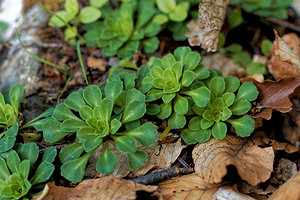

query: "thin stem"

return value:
[159, 126, 171, 141]
[16, 29, 68, 72]
[57, 74, 73, 104]
[76, 41, 89, 85]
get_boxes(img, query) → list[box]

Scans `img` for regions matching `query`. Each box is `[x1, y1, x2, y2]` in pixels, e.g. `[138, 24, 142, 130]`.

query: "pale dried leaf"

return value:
[201, 53, 245, 76]
[35, 175, 157, 200]
[192, 135, 274, 186]
[274, 31, 300, 70]
[154, 173, 224, 200]
[270, 158, 298, 185]
[131, 139, 186, 177]
[212, 186, 256, 200]
[269, 172, 300, 200]
[186, 0, 229, 52]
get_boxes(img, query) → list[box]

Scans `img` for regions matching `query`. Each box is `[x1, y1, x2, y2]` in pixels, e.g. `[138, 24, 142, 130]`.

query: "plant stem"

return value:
[159, 126, 171, 141]
[76, 41, 89, 85]
[16, 29, 68, 72]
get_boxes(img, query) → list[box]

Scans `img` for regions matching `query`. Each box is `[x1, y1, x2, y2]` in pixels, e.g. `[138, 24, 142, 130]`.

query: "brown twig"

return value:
[132, 166, 194, 185]
[265, 17, 300, 33]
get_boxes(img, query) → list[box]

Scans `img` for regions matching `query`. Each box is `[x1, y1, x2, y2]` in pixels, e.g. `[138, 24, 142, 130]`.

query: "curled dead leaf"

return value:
[268, 32, 300, 80]
[269, 172, 300, 200]
[186, 0, 229, 52]
[154, 173, 224, 200]
[35, 175, 157, 200]
[241, 77, 300, 120]
[192, 135, 274, 186]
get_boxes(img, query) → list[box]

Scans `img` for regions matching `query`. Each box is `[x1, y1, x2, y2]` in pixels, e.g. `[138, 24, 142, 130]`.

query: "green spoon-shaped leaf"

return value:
[96, 143, 118, 175]
[128, 150, 147, 170]
[227, 116, 255, 137]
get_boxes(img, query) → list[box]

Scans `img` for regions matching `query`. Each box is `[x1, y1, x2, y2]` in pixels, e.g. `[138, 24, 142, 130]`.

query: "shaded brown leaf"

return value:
[268, 32, 300, 80]
[35, 175, 157, 200]
[269, 172, 300, 200]
[212, 186, 256, 200]
[154, 173, 224, 200]
[192, 135, 274, 186]
[282, 114, 300, 145]
[241, 77, 300, 120]
[186, 0, 229, 52]
[252, 131, 299, 154]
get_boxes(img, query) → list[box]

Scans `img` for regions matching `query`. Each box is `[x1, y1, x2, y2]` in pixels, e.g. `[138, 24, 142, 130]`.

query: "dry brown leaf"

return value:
[154, 173, 224, 200]
[269, 172, 300, 200]
[239, 181, 276, 197]
[241, 77, 300, 120]
[270, 158, 298, 185]
[87, 57, 106, 71]
[252, 131, 299, 154]
[131, 139, 186, 177]
[268, 32, 300, 80]
[192, 135, 274, 186]
[212, 186, 256, 200]
[86, 139, 186, 178]
[201, 53, 246, 76]
[185, 0, 229, 52]
[35, 175, 157, 200]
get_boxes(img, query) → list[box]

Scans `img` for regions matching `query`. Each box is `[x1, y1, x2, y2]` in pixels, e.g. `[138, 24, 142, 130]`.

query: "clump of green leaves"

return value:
[155, 0, 188, 22]
[0, 85, 23, 129]
[144, 46, 211, 129]
[164, 0, 201, 41]
[0, 143, 56, 200]
[42, 75, 157, 183]
[0, 123, 18, 153]
[84, 0, 160, 58]
[181, 76, 259, 144]
[219, 42, 267, 75]
[230, 0, 293, 20]
[49, 0, 106, 45]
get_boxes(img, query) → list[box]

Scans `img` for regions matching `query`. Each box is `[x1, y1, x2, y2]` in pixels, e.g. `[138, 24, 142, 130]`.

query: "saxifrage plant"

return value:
[181, 76, 259, 144]
[143, 46, 211, 129]
[42, 75, 157, 183]
[0, 143, 56, 200]
[49, 0, 106, 45]
[84, 0, 160, 58]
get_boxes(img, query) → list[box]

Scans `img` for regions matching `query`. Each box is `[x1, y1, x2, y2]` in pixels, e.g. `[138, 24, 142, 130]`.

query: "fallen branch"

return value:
[133, 166, 194, 185]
